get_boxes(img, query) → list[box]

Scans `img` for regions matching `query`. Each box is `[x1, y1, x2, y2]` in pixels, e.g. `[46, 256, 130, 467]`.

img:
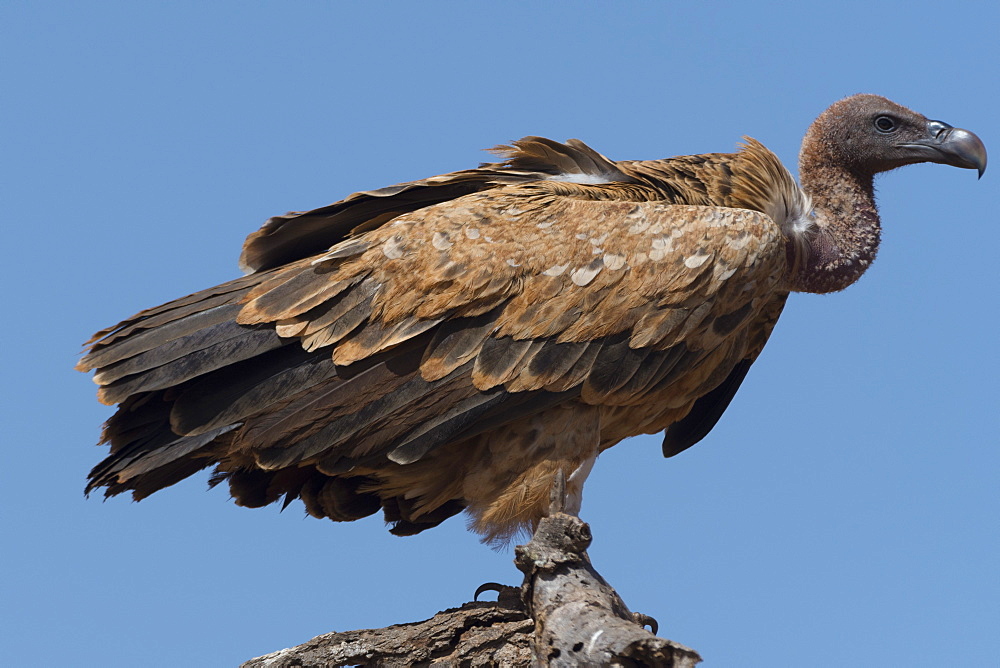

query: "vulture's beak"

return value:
[902, 120, 988, 178]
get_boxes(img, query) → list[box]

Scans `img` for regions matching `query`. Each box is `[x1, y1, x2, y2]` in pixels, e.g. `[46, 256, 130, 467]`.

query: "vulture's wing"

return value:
[81, 185, 786, 536]
[660, 292, 786, 457]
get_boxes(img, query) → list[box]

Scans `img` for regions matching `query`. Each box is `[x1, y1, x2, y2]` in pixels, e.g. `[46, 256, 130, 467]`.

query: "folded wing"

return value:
[80, 147, 788, 538]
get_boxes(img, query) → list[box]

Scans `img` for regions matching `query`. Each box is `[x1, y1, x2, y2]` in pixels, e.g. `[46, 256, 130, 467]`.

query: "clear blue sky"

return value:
[3, 3, 996, 666]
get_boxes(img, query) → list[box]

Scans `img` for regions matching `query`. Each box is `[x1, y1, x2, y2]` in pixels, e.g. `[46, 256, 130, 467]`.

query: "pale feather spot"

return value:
[543, 263, 569, 277]
[648, 248, 666, 262]
[311, 238, 373, 265]
[382, 235, 406, 259]
[546, 172, 614, 185]
[651, 235, 674, 252]
[626, 208, 650, 235]
[465, 227, 481, 239]
[633, 251, 648, 265]
[717, 266, 738, 281]
[684, 252, 711, 269]
[506, 258, 521, 267]
[575, 233, 589, 241]
[591, 247, 603, 254]
[571, 259, 604, 286]
[590, 233, 608, 246]
[432, 231, 453, 250]
[275, 320, 308, 337]
[603, 252, 626, 270]
[727, 233, 751, 250]
[536, 219, 555, 229]
[705, 209, 728, 227]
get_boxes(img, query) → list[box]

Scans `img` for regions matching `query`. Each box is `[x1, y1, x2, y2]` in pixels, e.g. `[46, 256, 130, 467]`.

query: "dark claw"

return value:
[474, 582, 524, 609]
[474, 582, 508, 601]
[633, 611, 659, 635]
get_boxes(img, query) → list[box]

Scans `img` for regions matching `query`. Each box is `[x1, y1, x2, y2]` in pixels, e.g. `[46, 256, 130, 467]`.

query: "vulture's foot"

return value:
[473, 582, 523, 608]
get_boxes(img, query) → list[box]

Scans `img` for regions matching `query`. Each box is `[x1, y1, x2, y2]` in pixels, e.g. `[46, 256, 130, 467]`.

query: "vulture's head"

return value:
[803, 93, 987, 178]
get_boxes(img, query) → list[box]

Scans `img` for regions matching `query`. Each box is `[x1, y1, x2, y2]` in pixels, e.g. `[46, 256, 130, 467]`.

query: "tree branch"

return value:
[242, 514, 701, 667]
[516, 512, 700, 667]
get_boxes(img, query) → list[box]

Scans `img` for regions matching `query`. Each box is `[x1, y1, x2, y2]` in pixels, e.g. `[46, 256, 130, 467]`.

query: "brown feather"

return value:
[83, 95, 982, 542]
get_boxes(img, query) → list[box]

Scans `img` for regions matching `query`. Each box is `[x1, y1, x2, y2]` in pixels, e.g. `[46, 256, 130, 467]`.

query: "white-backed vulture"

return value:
[78, 95, 986, 544]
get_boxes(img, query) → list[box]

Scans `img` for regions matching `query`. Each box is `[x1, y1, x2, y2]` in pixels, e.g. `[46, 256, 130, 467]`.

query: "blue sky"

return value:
[3, 3, 996, 666]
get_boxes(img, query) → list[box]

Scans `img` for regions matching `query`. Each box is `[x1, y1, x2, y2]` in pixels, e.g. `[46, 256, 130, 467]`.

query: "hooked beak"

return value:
[902, 120, 988, 178]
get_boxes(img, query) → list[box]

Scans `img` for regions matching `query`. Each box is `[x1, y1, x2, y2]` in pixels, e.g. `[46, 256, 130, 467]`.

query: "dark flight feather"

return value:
[661, 358, 754, 457]
[97, 327, 287, 405]
[169, 345, 338, 436]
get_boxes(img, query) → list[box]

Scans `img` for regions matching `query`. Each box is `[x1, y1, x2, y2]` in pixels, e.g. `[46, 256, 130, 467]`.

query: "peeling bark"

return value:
[243, 514, 700, 667]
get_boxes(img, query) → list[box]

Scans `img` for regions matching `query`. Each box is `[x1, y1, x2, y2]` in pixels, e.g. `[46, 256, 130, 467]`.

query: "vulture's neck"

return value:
[792, 138, 881, 294]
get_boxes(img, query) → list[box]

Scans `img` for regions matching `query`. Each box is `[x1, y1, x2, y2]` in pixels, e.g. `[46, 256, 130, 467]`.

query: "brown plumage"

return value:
[79, 95, 986, 545]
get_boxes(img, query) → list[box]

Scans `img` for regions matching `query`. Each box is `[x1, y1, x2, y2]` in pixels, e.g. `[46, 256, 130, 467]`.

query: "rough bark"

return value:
[515, 512, 700, 667]
[243, 512, 700, 667]
[241, 599, 532, 667]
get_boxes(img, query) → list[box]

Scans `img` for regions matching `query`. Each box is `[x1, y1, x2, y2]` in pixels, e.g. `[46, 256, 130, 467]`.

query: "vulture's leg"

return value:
[472, 449, 598, 603]
[562, 454, 596, 517]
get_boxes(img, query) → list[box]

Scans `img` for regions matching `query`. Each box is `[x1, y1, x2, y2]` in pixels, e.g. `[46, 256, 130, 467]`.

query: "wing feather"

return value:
[299, 279, 379, 352]
[83, 304, 243, 373]
[93, 316, 251, 385]
[472, 337, 547, 390]
[231, 192, 786, 442]
[419, 309, 502, 382]
[168, 345, 338, 436]
[240, 271, 359, 323]
[97, 327, 286, 405]
[83, 178, 789, 527]
[78, 277, 266, 370]
[506, 339, 592, 392]
[331, 316, 443, 366]
[232, 357, 413, 457]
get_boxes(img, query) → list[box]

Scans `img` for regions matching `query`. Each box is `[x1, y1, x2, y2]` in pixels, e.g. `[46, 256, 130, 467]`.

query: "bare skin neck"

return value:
[792, 143, 882, 294]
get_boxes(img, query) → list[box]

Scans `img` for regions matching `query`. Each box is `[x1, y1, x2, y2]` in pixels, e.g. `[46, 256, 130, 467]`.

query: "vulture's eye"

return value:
[874, 116, 897, 133]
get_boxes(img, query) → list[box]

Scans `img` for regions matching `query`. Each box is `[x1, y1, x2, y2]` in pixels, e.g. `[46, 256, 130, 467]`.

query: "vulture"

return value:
[79, 95, 986, 545]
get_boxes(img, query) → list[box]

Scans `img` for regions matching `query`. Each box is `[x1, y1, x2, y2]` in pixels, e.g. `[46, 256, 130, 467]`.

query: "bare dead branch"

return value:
[242, 514, 700, 667]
